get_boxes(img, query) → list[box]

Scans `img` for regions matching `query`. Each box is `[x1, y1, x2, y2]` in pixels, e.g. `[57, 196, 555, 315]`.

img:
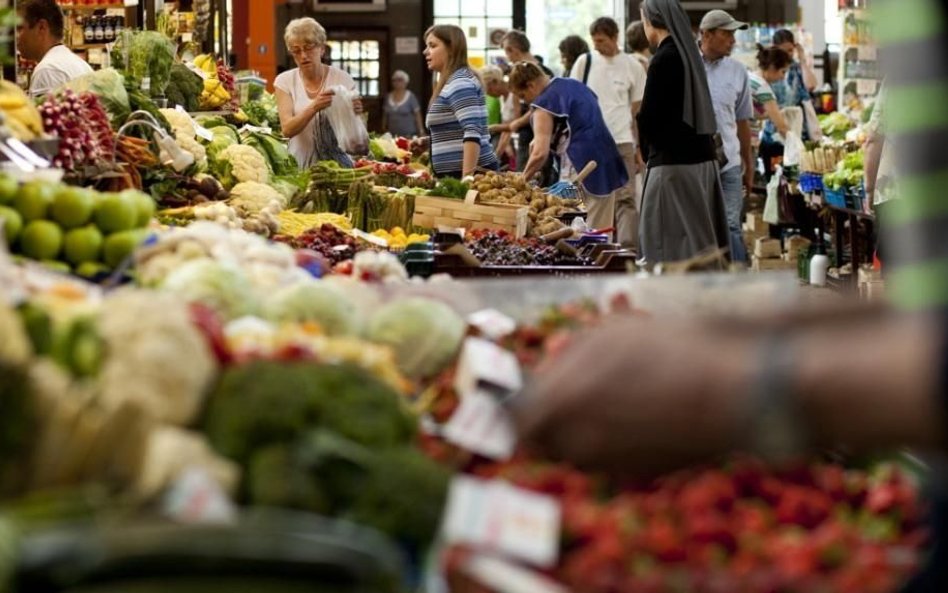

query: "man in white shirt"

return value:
[700, 9, 754, 264]
[570, 17, 647, 250]
[17, 0, 92, 99]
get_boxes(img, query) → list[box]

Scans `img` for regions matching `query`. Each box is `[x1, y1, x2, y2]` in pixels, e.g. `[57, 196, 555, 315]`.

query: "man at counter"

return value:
[17, 0, 92, 99]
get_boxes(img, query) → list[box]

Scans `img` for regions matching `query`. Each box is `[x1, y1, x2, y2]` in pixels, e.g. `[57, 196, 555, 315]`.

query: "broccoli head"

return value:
[203, 361, 416, 466]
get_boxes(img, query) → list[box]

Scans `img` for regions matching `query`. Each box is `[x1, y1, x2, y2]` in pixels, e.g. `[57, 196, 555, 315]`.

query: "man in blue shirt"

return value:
[699, 10, 754, 264]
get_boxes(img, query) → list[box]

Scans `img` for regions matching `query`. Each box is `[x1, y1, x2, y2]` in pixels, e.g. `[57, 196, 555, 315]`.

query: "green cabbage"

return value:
[263, 281, 358, 335]
[206, 127, 238, 161]
[161, 260, 258, 320]
[61, 68, 130, 127]
[365, 297, 466, 378]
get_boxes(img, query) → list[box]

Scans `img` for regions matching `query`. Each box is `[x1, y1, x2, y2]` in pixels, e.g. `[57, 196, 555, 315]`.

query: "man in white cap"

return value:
[699, 9, 753, 264]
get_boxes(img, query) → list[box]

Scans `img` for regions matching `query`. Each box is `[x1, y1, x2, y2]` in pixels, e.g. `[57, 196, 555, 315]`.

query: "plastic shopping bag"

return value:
[325, 85, 369, 155]
[763, 166, 782, 225]
[782, 130, 806, 168]
[802, 100, 823, 141]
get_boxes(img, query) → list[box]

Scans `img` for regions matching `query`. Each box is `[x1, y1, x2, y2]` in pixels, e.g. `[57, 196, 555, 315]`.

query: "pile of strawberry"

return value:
[422, 301, 928, 593]
[454, 457, 926, 593]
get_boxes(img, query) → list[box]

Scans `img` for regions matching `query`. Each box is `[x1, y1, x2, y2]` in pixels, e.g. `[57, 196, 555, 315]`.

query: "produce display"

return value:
[470, 171, 582, 236]
[465, 229, 582, 266]
[0, 27, 931, 593]
[820, 112, 856, 141]
[40, 91, 116, 173]
[0, 81, 44, 141]
[0, 175, 153, 275]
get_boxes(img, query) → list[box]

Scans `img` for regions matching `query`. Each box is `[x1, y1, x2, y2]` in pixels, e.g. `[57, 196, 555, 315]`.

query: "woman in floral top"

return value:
[753, 46, 793, 176]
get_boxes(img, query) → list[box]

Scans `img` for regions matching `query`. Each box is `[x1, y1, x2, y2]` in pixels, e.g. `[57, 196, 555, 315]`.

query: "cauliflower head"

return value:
[217, 144, 269, 184]
[229, 181, 286, 216]
[95, 289, 217, 426]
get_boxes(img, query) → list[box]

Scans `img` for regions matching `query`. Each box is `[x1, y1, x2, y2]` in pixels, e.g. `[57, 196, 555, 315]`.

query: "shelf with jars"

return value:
[837, 7, 880, 113]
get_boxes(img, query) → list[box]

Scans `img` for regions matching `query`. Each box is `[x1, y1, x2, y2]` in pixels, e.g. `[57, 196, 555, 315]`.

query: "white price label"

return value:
[454, 337, 523, 399]
[177, 105, 215, 141]
[443, 476, 561, 567]
[162, 467, 237, 525]
[443, 390, 516, 460]
[468, 308, 517, 341]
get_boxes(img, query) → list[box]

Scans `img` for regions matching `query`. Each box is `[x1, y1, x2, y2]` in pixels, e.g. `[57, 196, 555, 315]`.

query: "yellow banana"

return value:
[3, 116, 35, 141]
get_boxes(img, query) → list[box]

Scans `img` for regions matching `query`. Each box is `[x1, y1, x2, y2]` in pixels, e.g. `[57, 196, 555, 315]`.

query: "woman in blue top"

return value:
[420, 25, 498, 178]
[507, 61, 628, 236]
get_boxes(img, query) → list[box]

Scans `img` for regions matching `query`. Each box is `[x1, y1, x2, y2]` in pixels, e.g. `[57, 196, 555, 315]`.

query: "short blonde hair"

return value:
[284, 17, 326, 48]
[480, 65, 504, 86]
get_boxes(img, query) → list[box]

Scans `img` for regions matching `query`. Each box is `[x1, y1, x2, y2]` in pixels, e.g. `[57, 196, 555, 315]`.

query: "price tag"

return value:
[239, 124, 273, 135]
[468, 308, 517, 341]
[350, 228, 388, 247]
[461, 554, 570, 593]
[162, 466, 237, 525]
[443, 390, 516, 459]
[177, 105, 214, 141]
[442, 476, 561, 567]
[454, 337, 523, 399]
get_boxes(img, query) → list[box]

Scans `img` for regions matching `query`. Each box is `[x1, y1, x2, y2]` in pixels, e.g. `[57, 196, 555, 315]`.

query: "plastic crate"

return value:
[800, 172, 824, 194]
[824, 187, 847, 208]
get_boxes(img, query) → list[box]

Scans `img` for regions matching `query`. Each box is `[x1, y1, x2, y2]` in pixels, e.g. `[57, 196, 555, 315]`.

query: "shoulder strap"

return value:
[582, 52, 593, 85]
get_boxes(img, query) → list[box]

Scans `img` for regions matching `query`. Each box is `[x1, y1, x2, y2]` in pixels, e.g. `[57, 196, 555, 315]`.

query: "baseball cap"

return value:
[700, 10, 749, 32]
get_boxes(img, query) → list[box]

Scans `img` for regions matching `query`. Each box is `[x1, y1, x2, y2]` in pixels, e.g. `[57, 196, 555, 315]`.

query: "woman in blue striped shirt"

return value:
[422, 25, 498, 178]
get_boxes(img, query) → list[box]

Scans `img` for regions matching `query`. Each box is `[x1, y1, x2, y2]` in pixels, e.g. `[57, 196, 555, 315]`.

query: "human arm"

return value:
[863, 130, 885, 203]
[738, 119, 754, 194]
[520, 109, 553, 182]
[763, 99, 789, 137]
[513, 309, 946, 476]
[275, 86, 333, 139]
[462, 142, 480, 177]
[414, 109, 425, 138]
[796, 45, 819, 92]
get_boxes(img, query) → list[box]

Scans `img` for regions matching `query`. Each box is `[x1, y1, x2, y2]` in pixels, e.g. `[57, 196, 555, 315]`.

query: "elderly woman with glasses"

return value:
[274, 17, 363, 168]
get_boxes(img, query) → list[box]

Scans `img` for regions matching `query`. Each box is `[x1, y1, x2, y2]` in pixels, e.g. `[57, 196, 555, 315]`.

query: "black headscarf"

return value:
[642, 0, 717, 135]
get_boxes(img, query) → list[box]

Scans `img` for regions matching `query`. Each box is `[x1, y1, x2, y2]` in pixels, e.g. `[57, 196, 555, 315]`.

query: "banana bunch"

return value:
[0, 81, 44, 141]
[193, 54, 218, 78]
[200, 78, 231, 110]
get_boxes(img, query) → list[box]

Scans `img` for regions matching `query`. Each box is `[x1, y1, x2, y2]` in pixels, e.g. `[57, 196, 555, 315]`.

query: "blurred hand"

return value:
[352, 96, 364, 115]
[309, 90, 335, 115]
[511, 316, 755, 476]
[410, 135, 430, 156]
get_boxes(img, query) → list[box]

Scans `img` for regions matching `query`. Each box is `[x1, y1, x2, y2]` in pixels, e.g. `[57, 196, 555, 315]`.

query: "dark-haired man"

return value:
[17, 0, 92, 99]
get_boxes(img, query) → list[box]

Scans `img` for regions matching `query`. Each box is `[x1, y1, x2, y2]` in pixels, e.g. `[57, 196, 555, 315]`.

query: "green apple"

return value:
[51, 186, 96, 229]
[19, 219, 63, 260]
[39, 259, 71, 274]
[0, 205, 23, 245]
[103, 229, 149, 268]
[63, 225, 104, 265]
[75, 261, 110, 279]
[0, 175, 19, 205]
[120, 189, 156, 228]
[94, 192, 137, 233]
[14, 180, 56, 222]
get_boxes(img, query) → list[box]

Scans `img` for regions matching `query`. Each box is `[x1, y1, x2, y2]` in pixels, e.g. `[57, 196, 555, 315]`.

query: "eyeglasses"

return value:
[289, 43, 319, 55]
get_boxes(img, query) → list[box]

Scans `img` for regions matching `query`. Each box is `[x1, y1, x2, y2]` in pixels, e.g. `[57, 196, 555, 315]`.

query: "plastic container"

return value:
[824, 187, 848, 208]
[810, 250, 830, 286]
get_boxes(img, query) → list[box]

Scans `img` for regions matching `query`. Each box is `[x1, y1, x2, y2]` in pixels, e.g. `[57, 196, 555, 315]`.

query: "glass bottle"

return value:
[94, 16, 105, 41]
[84, 16, 95, 43]
[104, 17, 114, 42]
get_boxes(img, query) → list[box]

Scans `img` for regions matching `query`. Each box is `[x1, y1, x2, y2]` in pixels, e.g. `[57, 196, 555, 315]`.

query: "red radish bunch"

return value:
[216, 59, 239, 111]
[40, 90, 116, 171]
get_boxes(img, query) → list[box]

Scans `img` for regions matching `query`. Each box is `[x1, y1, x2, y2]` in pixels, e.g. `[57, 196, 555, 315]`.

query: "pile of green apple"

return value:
[0, 175, 155, 277]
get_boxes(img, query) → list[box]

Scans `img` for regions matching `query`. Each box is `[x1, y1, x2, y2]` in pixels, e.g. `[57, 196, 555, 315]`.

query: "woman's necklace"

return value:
[302, 65, 327, 97]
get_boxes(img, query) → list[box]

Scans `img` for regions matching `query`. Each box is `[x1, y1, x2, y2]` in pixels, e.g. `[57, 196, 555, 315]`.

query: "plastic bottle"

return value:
[809, 245, 830, 286]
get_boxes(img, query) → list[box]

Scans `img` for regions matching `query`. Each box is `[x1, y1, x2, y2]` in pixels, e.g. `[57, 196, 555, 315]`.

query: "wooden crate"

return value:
[413, 192, 529, 238]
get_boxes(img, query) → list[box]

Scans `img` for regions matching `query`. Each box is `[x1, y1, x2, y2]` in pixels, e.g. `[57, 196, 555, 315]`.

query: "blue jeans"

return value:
[720, 166, 747, 263]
